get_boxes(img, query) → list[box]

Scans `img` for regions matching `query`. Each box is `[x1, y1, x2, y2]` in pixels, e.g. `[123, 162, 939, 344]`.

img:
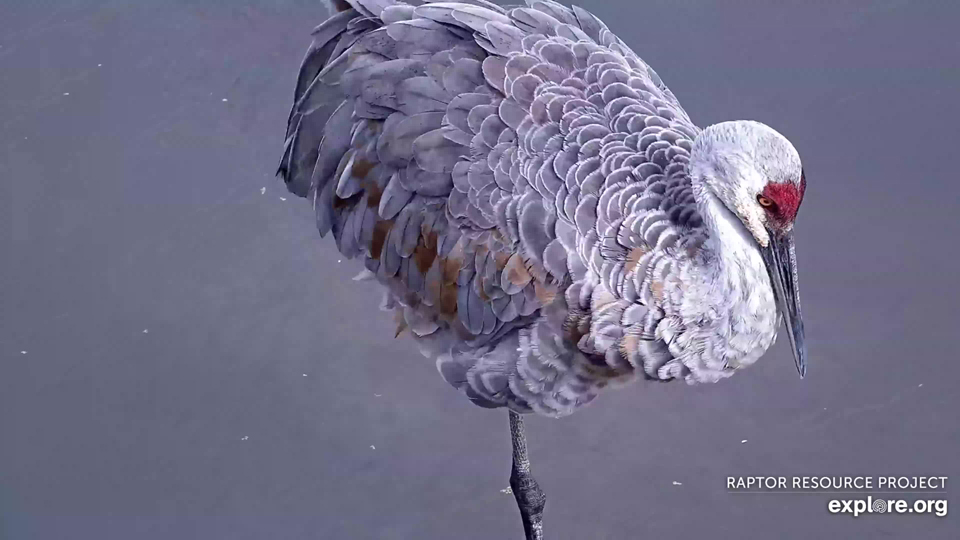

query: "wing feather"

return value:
[278, 0, 706, 417]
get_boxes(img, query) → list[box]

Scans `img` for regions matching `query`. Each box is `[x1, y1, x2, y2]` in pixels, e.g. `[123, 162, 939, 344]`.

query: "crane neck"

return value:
[693, 182, 769, 293]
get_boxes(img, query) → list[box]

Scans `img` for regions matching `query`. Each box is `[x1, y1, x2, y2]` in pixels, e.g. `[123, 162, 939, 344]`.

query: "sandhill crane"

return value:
[277, 1, 807, 538]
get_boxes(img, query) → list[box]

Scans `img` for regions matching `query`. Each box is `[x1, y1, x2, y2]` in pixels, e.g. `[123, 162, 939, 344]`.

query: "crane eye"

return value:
[757, 195, 775, 209]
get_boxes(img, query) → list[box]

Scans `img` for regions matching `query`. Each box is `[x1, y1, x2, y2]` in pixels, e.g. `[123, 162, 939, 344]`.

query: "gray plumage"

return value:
[279, 0, 807, 418]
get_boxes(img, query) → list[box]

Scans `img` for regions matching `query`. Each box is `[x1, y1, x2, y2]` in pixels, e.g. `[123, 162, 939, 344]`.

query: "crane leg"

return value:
[508, 410, 545, 540]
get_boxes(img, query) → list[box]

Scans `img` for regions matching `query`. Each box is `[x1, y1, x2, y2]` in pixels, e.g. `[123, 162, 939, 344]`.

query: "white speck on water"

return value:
[918, 383, 923, 387]
[740, 439, 748, 444]
[337, 259, 342, 263]
[98, 63, 102, 67]
[500, 487, 513, 495]
[374, 393, 382, 397]
[279, 197, 286, 201]
[241, 436, 249, 441]
[222, 98, 228, 102]
[20, 351, 27, 355]
[142, 329, 148, 334]
[260, 187, 266, 195]
[63, 92, 69, 96]
[370, 445, 376, 450]
[672, 481, 682, 486]
[302, 373, 308, 377]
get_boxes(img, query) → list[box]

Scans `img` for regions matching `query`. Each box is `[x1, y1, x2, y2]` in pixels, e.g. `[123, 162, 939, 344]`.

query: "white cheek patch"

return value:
[732, 200, 769, 248]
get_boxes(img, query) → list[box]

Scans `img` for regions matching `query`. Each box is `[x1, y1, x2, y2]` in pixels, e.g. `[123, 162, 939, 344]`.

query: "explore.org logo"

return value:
[726, 476, 948, 518]
[828, 496, 947, 518]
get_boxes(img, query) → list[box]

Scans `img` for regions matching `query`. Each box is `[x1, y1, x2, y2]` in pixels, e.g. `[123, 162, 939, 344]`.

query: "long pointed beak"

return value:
[760, 231, 807, 378]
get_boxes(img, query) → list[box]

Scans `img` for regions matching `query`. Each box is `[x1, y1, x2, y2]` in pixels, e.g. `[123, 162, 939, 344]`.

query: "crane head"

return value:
[690, 121, 808, 378]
